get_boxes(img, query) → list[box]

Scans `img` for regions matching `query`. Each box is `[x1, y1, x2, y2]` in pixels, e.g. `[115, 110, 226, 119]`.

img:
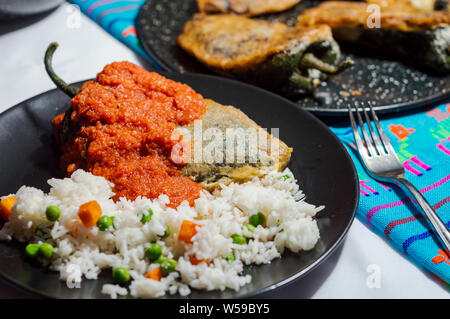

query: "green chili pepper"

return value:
[44, 42, 81, 98]
[44, 42, 81, 144]
[234, 37, 353, 96]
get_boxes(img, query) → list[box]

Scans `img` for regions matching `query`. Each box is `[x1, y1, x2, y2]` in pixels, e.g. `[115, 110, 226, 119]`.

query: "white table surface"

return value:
[0, 5, 448, 299]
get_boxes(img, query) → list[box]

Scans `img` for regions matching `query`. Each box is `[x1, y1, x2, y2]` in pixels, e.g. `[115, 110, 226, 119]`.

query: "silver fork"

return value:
[348, 102, 450, 252]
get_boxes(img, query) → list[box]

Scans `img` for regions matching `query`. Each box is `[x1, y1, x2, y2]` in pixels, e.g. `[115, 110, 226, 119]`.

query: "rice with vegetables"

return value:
[0, 168, 322, 298]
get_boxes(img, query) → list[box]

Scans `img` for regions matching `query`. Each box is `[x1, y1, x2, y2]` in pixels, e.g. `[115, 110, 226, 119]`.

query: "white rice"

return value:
[0, 169, 323, 298]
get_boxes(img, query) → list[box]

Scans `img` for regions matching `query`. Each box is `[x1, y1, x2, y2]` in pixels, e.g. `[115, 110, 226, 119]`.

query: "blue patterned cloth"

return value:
[331, 105, 450, 283]
[70, 0, 450, 284]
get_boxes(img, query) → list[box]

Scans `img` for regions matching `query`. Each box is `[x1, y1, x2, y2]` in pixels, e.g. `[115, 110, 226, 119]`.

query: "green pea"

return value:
[160, 226, 170, 239]
[141, 209, 153, 224]
[25, 243, 40, 260]
[45, 206, 61, 222]
[258, 213, 266, 225]
[113, 267, 130, 284]
[158, 257, 178, 275]
[246, 224, 255, 232]
[39, 243, 54, 259]
[145, 243, 162, 261]
[97, 216, 114, 231]
[225, 252, 235, 262]
[155, 255, 166, 263]
[249, 212, 266, 227]
[231, 234, 246, 245]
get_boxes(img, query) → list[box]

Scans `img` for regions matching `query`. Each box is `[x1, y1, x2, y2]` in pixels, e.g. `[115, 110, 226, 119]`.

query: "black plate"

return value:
[0, 72, 358, 298]
[136, 0, 450, 115]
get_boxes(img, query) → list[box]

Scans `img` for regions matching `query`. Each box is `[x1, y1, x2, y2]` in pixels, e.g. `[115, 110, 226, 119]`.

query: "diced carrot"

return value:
[66, 164, 77, 176]
[145, 267, 162, 281]
[178, 220, 201, 244]
[189, 255, 208, 265]
[0, 196, 16, 221]
[77, 200, 102, 228]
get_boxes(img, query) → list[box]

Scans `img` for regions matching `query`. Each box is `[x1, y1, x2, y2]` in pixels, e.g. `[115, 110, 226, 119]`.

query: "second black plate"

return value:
[136, 0, 450, 115]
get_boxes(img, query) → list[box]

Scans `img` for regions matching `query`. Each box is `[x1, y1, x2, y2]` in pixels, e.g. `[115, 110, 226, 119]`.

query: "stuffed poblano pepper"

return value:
[43, 42, 293, 192]
[196, 0, 301, 16]
[297, 1, 450, 74]
[177, 14, 353, 96]
[366, 0, 449, 12]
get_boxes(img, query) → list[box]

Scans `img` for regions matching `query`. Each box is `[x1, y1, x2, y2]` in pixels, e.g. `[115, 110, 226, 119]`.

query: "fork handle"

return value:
[397, 177, 450, 252]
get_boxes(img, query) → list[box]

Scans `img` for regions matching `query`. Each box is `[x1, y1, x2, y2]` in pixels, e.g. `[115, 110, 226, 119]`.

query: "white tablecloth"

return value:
[0, 5, 448, 299]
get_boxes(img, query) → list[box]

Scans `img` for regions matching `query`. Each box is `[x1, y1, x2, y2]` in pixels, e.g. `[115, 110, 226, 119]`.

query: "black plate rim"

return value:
[135, 0, 450, 116]
[0, 73, 359, 299]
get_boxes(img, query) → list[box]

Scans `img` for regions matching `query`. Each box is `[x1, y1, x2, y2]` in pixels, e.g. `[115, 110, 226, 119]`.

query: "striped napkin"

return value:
[69, 0, 450, 284]
[331, 104, 450, 284]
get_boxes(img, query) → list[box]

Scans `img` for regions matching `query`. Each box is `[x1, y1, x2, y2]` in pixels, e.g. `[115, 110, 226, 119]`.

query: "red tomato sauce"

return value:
[53, 62, 206, 208]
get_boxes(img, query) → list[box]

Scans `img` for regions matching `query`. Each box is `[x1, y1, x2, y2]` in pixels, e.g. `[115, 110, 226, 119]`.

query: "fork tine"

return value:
[354, 102, 377, 157]
[347, 104, 367, 158]
[361, 101, 381, 156]
[368, 102, 396, 155]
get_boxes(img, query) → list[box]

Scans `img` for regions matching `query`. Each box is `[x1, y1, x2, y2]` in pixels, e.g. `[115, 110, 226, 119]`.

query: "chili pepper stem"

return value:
[44, 42, 81, 98]
[300, 53, 354, 74]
